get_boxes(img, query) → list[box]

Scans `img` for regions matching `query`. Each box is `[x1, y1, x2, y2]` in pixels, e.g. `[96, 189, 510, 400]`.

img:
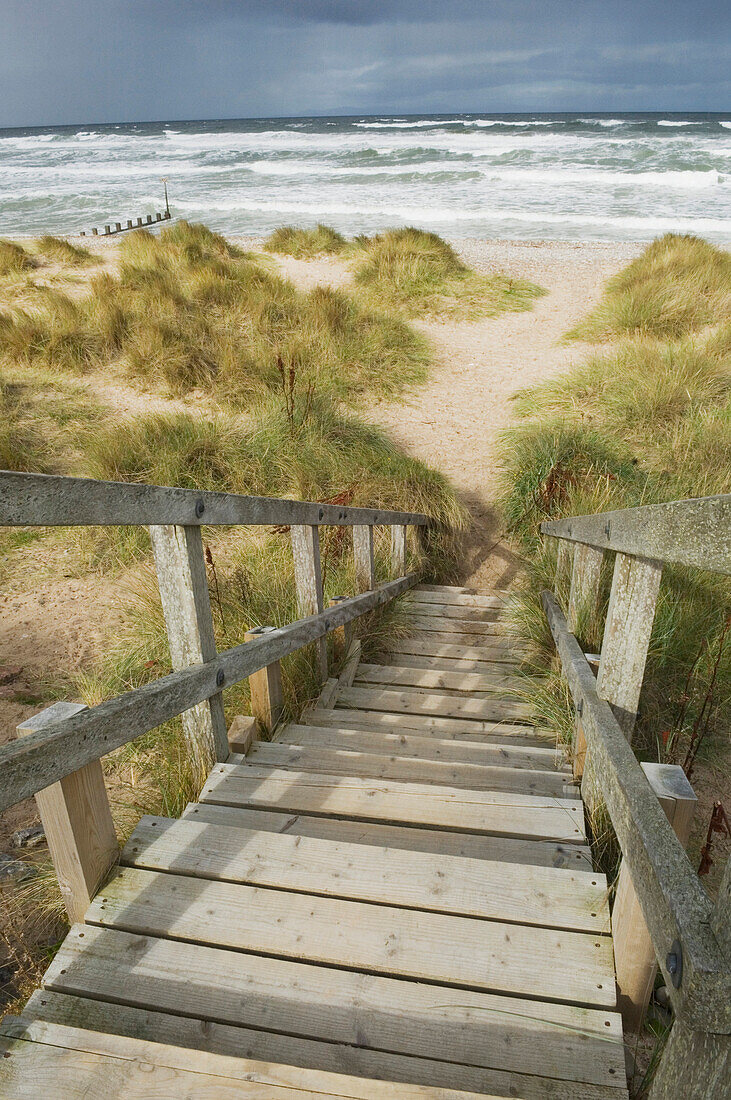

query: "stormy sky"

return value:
[1, 0, 729, 128]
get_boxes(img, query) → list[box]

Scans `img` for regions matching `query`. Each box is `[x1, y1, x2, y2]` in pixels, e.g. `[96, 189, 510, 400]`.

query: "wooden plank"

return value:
[353, 524, 376, 592]
[338, 638, 361, 689]
[149, 523, 229, 766]
[245, 626, 284, 734]
[337, 685, 533, 722]
[184, 802, 593, 870]
[123, 815, 607, 930]
[543, 589, 730, 1032]
[391, 523, 407, 578]
[408, 616, 516, 636]
[409, 591, 506, 609]
[406, 601, 502, 622]
[403, 628, 525, 647]
[306, 707, 554, 744]
[85, 868, 615, 1004]
[567, 543, 604, 635]
[242, 742, 577, 798]
[278, 723, 566, 770]
[16, 704, 118, 924]
[291, 524, 328, 680]
[355, 662, 521, 693]
[0, 1019, 483, 1100]
[542, 494, 731, 576]
[199, 764, 587, 843]
[0, 471, 429, 528]
[596, 552, 663, 740]
[0, 573, 418, 815]
[375, 651, 520, 674]
[387, 636, 524, 662]
[42, 926, 626, 1087]
[23, 991, 629, 1100]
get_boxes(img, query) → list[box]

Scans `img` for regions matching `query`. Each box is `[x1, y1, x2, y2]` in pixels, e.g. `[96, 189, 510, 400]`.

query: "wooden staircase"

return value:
[2, 584, 628, 1099]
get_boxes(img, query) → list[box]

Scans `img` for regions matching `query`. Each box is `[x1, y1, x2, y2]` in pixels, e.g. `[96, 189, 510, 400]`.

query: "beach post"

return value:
[115, 222, 121, 232]
[136, 217, 143, 227]
[104, 225, 111, 235]
[146, 214, 152, 224]
[161, 176, 170, 216]
[91, 228, 98, 235]
[127, 219, 133, 229]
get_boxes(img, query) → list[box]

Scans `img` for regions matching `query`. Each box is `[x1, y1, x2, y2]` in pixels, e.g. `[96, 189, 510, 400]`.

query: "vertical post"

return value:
[126, 219, 133, 230]
[567, 542, 604, 635]
[390, 524, 407, 579]
[648, 1020, 730, 1100]
[554, 538, 571, 600]
[291, 524, 327, 681]
[613, 762, 697, 1033]
[245, 626, 283, 734]
[149, 524, 228, 774]
[353, 525, 375, 593]
[597, 552, 663, 740]
[328, 596, 353, 664]
[16, 704, 118, 923]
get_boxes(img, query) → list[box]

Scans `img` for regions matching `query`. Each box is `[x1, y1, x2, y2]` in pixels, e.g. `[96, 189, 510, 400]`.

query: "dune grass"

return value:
[349, 227, 545, 319]
[567, 234, 731, 342]
[34, 236, 95, 267]
[0, 240, 36, 277]
[264, 224, 347, 259]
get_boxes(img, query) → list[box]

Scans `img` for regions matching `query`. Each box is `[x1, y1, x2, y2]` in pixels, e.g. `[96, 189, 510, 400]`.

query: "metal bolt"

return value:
[195, 499, 205, 518]
[319, 508, 324, 520]
[605, 521, 611, 539]
[666, 939, 683, 988]
[215, 669, 225, 688]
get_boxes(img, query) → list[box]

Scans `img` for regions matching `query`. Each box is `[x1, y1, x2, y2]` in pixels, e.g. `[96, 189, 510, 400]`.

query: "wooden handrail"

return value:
[542, 591, 730, 1035]
[0, 471, 429, 528]
[542, 494, 731, 575]
[1, 573, 418, 814]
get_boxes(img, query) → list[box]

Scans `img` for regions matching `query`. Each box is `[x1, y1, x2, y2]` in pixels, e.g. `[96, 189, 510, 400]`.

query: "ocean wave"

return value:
[657, 120, 703, 127]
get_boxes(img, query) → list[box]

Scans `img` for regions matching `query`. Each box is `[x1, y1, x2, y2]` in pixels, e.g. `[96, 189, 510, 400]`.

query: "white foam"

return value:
[657, 120, 702, 127]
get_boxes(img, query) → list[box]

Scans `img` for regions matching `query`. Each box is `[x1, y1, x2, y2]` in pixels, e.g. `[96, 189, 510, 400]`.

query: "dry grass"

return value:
[0, 240, 36, 277]
[34, 236, 95, 267]
[264, 224, 347, 258]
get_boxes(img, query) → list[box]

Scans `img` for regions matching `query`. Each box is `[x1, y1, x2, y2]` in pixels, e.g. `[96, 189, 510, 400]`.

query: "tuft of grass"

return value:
[567, 234, 731, 342]
[264, 224, 347, 259]
[350, 227, 545, 319]
[0, 240, 36, 277]
[35, 236, 95, 267]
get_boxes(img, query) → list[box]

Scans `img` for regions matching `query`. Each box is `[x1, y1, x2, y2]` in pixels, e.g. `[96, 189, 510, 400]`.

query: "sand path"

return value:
[275, 240, 642, 589]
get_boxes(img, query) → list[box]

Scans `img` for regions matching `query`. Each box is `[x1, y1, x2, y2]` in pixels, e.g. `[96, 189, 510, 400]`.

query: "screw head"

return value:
[195, 499, 205, 518]
[666, 939, 683, 988]
[216, 669, 225, 688]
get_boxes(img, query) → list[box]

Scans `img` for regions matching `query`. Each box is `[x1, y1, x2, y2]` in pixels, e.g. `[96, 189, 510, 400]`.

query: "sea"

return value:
[0, 112, 729, 243]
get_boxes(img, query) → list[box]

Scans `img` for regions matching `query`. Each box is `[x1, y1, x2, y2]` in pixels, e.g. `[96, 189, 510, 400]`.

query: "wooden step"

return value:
[409, 616, 517, 636]
[407, 627, 525, 646]
[21, 991, 628, 1100]
[41, 928, 627, 1095]
[376, 651, 520, 674]
[183, 802, 593, 870]
[278, 723, 567, 771]
[411, 590, 506, 609]
[85, 867, 614, 1004]
[337, 685, 533, 722]
[242, 742, 577, 798]
[382, 636, 524, 663]
[123, 816, 606, 930]
[199, 764, 587, 843]
[355, 662, 522, 694]
[406, 601, 504, 623]
[1, 1016, 486, 1099]
[306, 707, 554, 744]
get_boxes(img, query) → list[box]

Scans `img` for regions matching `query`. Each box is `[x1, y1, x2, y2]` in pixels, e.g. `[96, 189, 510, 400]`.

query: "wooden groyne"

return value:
[80, 208, 172, 237]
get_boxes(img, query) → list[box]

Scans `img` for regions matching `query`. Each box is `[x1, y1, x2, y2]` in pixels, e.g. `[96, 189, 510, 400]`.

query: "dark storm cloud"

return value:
[0, 0, 728, 127]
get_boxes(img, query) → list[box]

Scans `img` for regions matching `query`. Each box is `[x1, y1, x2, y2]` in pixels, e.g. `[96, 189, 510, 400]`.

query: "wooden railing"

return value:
[542, 494, 730, 1100]
[0, 471, 428, 918]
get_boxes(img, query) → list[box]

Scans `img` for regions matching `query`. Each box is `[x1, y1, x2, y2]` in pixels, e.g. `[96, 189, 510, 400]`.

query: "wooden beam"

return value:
[0, 573, 418, 814]
[227, 715, 258, 756]
[597, 552, 662, 740]
[613, 763, 697, 1032]
[290, 524, 327, 680]
[149, 524, 228, 770]
[328, 596, 353, 663]
[0, 471, 429, 529]
[245, 628, 284, 735]
[567, 543, 604, 636]
[555, 537, 572, 602]
[648, 1021, 730, 1100]
[390, 523, 407, 578]
[542, 494, 731, 576]
[353, 524, 375, 592]
[16, 704, 117, 923]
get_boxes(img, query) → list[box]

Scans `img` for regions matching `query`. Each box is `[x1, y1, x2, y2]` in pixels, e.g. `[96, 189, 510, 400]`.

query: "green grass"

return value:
[34, 236, 95, 266]
[349, 227, 545, 319]
[264, 224, 347, 259]
[567, 234, 731, 342]
[0, 240, 36, 277]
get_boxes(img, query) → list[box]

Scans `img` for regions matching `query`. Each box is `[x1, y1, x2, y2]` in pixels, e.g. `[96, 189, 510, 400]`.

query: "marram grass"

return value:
[264, 224, 347, 259]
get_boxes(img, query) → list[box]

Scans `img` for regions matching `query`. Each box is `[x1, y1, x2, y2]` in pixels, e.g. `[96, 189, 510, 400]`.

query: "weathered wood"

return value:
[291, 524, 327, 680]
[0, 471, 429, 529]
[16, 704, 117, 923]
[355, 661, 520, 694]
[542, 589, 731, 1032]
[0, 573, 418, 814]
[242, 741, 576, 798]
[20, 991, 628, 1100]
[338, 638, 361, 688]
[567, 543, 604, 635]
[86, 866, 615, 1004]
[149, 523, 228, 768]
[307, 706, 552, 744]
[555, 538, 572, 600]
[245, 627, 284, 734]
[614, 763, 697, 1032]
[712, 856, 731, 959]
[597, 553, 663, 739]
[390, 523, 407, 578]
[353, 524, 376, 592]
[648, 1020, 730, 1100]
[328, 596, 353, 661]
[542, 495, 731, 575]
[200, 764, 587, 843]
[43, 926, 626, 1088]
[123, 815, 607, 930]
[406, 600, 502, 622]
[337, 685, 533, 722]
[227, 715, 258, 756]
[376, 651, 520, 674]
[184, 801, 592, 869]
[404, 626, 522, 646]
[408, 616, 517, 636]
[387, 636, 524, 664]
[410, 590, 505, 609]
[0, 1018, 484, 1100]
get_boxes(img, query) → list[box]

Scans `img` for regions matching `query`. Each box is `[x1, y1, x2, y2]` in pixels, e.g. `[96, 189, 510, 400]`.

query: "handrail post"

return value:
[245, 626, 284, 735]
[16, 703, 118, 923]
[390, 524, 407, 579]
[149, 524, 228, 773]
[291, 524, 327, 681]
[613, 762, 697, 1032]
[328, 596, 353, 664]
[648, 1017, 730, 1099]
[554, 537, 571, 600]
[353, 524, 375, 592]
[567, 543, 604, 636]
